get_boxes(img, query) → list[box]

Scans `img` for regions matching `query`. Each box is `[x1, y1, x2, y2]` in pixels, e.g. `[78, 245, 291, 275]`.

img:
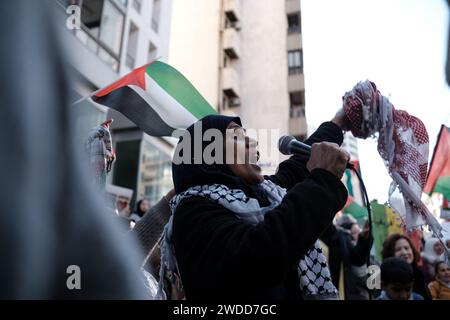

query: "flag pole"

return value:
[71, 76, 119, 106]
[71, 89, 100, 106]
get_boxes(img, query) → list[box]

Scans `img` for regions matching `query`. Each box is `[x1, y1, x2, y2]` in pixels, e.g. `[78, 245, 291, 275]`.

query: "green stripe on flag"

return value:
[345, 169, 354, 197]
[434, 176, 450, 200]
[147, 61, 217, 119]
[343, 201, 367, 220]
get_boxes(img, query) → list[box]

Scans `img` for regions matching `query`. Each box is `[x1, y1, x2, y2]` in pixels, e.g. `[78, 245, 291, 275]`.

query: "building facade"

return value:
[56, 0, 174, 206]
[285, 0, 307, 140]
[169, 0, 308, 171]
[58, 0, 311, 205]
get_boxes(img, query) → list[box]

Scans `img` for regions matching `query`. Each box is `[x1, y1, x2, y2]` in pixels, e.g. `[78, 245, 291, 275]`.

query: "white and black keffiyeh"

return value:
[156, 179, 338, 300]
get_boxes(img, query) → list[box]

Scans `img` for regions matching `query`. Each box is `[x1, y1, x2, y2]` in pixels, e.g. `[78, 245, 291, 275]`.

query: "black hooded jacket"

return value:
[171, 118, 348, 300]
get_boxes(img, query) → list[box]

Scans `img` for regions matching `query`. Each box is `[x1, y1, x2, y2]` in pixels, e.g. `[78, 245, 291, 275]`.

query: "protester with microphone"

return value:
[157, 109, 351, 300]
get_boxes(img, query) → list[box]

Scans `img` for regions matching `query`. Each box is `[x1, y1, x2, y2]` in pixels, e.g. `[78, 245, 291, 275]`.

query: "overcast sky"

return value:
[302, 0, 450, 203]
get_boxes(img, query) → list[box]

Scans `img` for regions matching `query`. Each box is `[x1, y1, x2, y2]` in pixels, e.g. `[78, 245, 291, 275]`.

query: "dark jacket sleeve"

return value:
[268, 121, 344, 190]
[348, 234, 373, 266]
[172, 168, 348, 288]
[319, 222, 340, 248]
[320, 224, 373, 267]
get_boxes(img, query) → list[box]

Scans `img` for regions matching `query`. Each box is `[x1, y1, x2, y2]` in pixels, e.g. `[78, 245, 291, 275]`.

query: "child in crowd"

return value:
[377, 257, 424, 300]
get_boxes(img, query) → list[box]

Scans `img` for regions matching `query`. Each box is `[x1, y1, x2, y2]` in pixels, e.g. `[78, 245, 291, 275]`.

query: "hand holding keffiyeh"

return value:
[85, 119, 116, 190]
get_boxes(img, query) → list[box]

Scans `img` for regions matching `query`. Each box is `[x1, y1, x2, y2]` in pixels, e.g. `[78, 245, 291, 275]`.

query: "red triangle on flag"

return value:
[95, 63, 150, 98]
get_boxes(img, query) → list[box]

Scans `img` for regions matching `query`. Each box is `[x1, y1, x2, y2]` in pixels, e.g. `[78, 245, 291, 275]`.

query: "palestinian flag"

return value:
[424, 125, 450, 202]
[89, 61, 217, 137]
[342, 198, 367, 222]
[342, 161, 367, 222]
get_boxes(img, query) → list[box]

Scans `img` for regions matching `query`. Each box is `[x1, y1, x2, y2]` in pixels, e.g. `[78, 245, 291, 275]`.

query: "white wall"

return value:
[168, 0, 222, 110]
[239, 0, 290, 134]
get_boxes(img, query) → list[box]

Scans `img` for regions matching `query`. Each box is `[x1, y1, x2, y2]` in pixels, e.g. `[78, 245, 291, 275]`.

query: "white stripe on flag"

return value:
[128, 75, 198, 131]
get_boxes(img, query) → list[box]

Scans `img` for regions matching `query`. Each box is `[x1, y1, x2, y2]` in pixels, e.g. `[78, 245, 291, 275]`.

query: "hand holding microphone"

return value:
[307, 142, 350, 179]
[278, 136, 352, 179]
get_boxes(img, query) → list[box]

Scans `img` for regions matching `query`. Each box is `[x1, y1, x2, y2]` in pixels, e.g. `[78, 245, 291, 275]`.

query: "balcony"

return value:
[287, 33, 302, 51]
[223, 28, 240, 59]
[222, 67, 240, 98]
[224, 0, 241, 22]
[286, 0, 301, 15]
[288, 72, 305, 92]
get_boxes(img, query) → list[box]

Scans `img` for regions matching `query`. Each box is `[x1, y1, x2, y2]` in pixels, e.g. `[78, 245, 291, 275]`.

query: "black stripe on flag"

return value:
[92, 86, 176, 137]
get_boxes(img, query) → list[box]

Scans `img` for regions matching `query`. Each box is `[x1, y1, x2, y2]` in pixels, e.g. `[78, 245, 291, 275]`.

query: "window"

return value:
[229, 97, 240, 108]
[133, 0, 142, 12]
[224, 13, 240, 30]
[223, 54, 231, 67]
[77, 0, 125, 71]
[225, 48, 238, 60]
[222, 94, 240, 110]
[57, 0, 82, 6]
[99, 1, 125, 55]
[137, 139, 172, 205]
[287, 13, 301, 34]
[80, 0, 104, 37]
[148, 42, 157, 62]
[117, 0, 128, 7]
[224, 14, 232, 29]
[289, 91, 305, 118]
[225, 9, 239, 23]
[151, 0, 161, 33]
[288, 50, 303, 74]
[290, 105, 305, 118]
[126, 23, 139, 69]
[290, 90, 305, 106]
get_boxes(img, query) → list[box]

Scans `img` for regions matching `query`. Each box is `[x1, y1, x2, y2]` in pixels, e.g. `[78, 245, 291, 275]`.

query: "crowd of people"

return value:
[128, 202, 450, 300]
[379, 233, 450, 300]
[1, 0, 450, 301]
[81, 86, 450, 301]
[88, 113, 449, 301]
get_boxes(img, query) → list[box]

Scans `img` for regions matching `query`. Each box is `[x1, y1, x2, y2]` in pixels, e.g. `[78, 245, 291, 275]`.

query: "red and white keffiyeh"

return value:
[342, 80, 441, 232]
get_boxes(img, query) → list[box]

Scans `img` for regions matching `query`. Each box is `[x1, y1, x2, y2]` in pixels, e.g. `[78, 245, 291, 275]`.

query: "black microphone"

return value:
[278, 135, 354, 169]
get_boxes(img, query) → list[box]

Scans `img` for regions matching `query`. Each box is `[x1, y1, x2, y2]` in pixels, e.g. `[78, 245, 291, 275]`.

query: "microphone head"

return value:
[278, 135, 295, 155]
